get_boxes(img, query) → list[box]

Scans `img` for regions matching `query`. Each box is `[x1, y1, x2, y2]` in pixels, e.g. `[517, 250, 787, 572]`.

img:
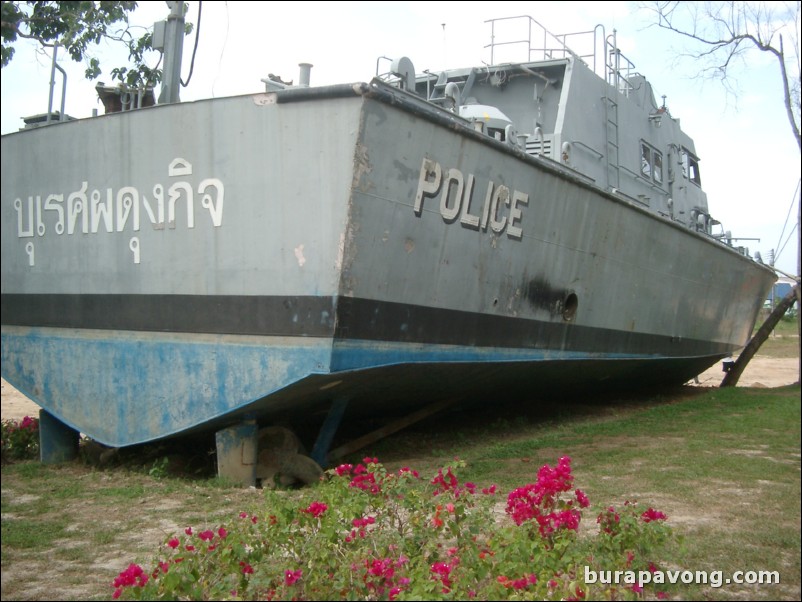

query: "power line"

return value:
[181, 0, 202, 87]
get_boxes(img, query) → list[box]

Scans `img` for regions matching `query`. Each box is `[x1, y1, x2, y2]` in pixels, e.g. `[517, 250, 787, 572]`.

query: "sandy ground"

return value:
[2, 356, 799, 422]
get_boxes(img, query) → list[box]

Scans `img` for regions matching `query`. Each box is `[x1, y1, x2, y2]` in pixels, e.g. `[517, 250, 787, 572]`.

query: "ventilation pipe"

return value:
[299, 63, 313, 87]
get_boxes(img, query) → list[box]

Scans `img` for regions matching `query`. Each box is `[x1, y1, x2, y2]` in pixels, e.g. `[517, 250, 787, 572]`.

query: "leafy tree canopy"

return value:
[1, 1, 191, 88]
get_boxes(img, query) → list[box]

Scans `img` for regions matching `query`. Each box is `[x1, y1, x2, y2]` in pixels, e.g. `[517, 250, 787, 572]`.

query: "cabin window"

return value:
[640, 142, 663, 185]
[653, 152, 663, 184]
[640, 144, 652, 178]
[680, 149, 701, 186]
[488, 127, 506, 141]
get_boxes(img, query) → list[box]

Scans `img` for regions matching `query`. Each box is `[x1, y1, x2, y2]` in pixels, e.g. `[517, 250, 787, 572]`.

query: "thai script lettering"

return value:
[12, 158, 224, 266]
[413, 157, 528, 240]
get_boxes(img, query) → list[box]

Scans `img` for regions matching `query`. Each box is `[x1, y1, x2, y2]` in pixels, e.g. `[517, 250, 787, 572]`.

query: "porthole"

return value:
[562, 293, 578, 322]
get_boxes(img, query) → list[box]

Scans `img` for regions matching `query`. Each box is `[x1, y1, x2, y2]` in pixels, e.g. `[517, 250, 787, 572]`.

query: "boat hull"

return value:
[1, 84, 775, 446]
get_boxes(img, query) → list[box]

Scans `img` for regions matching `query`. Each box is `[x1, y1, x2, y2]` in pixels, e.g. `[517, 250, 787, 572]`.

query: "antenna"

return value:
[442, 23, 447, 69]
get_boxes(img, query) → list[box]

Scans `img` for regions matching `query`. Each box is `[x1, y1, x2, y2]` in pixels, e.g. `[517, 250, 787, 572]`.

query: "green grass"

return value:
[373, 385, 801, 600]
[0, 517, 69, 550]
[753, 314, 800, 358]
[1, 384, 800, 600]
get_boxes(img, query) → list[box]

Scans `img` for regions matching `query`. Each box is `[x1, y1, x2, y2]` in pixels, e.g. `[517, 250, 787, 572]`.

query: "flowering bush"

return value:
[113, 456, 675, 600]
[1, 415, 39, 462]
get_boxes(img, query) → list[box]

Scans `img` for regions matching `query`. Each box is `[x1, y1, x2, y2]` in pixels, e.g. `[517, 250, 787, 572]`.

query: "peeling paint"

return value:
[352, 143, 372, 192]
[294, 244, 306, 267]
[252, 93, 277, 106]
[334, 232, 346, 271]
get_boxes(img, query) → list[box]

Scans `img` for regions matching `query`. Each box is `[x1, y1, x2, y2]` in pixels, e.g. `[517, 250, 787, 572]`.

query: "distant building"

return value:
[766, 276, 798, 312]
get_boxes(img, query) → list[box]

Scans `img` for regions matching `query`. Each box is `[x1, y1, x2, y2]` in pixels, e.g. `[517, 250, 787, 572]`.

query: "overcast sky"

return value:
[1, 0, 799, 276]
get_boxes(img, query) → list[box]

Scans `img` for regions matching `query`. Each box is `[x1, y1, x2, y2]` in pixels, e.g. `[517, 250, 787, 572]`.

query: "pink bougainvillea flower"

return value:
[431, 467, 459, 495]
[334, 463, 353, 476]
[217, 527, 228, 539]
[198, 529, 215, 541]
[430, 561, 453, 592]
[642, 507, 668, 522]
[302, 501, 328, 518]
[167, 537, 180, 549]
[575, 488, 590, 508]
[284, 568, 303, 586]
[112, 563, 149, 590]
[184, 526, 193, 536]
[511, 576, 534, 590]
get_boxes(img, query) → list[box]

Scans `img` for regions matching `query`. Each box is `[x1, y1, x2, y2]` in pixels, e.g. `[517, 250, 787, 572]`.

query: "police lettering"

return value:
[413, 158, 528, 239]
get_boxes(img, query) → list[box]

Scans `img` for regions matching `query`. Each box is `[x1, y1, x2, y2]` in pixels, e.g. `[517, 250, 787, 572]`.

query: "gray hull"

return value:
[1, 83, 775, 446]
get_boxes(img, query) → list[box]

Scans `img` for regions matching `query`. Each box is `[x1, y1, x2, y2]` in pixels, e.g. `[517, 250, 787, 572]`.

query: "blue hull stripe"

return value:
[1, 327, 726, 447]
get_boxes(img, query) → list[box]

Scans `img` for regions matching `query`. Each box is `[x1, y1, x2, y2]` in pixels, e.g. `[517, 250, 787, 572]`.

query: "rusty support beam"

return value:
[328, 397, 462, 463]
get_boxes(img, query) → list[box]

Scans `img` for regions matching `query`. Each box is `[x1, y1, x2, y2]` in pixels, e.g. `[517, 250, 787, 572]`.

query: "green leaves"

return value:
[112, 457, 677, 600]
[1, 415, 39, 461]
[1, 1, 185, 88]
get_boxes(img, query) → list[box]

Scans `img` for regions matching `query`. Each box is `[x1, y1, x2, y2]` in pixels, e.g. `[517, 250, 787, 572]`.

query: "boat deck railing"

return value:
[484, 15, 638, 97]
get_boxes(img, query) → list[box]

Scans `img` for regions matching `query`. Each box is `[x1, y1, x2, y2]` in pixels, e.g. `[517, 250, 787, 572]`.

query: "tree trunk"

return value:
[720, 284, 800, 387]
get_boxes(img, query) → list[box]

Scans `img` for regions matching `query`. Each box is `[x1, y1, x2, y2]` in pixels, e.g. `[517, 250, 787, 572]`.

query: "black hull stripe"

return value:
[1, 293, 734, 357]
[1, 294, 338, 337]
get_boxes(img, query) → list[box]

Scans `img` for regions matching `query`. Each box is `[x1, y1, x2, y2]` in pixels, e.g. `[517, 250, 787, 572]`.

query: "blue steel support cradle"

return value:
[38, 409, 79, 464]
[311, 397, 350, 467]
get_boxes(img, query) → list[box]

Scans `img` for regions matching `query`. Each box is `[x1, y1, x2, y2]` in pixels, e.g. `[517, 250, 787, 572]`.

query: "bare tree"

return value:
[642, 1, 801, 151]
[642, 1, 801, 383]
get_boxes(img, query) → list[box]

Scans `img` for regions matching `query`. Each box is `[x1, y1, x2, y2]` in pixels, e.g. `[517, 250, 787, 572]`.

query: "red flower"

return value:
[302, 501, 328, 518]
[642, 507, 668, 522]
[284, 569, 302, 586]
[167, 537, 179, 549]
[112, 563, 148, 589]
[430, 561, 453, 592]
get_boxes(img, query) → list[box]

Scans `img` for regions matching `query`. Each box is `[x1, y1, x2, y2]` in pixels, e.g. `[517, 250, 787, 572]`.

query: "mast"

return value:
[156, 1, 186, 104]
